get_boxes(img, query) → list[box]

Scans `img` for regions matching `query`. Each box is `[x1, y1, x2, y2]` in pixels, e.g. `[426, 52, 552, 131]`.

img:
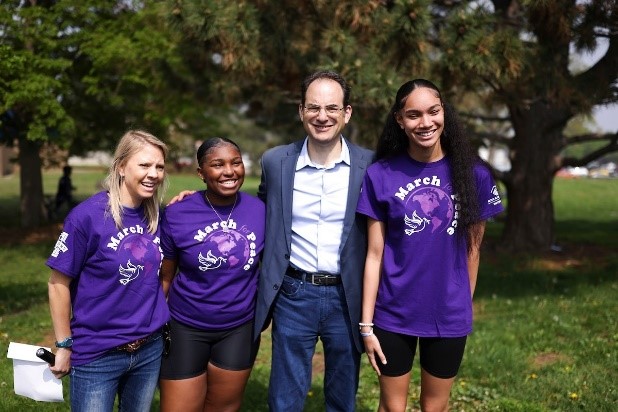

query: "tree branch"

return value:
[572, 6, 618, 107]
[562, 132, 618, 167]
[470, 131, 513, 147]
[459, 111, 510, 122]
[566, 131, 618, 144]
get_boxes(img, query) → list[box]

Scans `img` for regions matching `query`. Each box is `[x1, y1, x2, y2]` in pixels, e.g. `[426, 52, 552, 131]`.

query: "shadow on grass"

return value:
[242, 364, 269, 411]
[553, 219, 618, 249]
[477, 240, 618, 301]
[0, 282, 50, 316]
[240, 365, 332, 411]
[0, 194, 84, 229]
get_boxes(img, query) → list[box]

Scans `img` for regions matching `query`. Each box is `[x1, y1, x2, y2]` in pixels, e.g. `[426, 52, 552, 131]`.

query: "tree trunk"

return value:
[18, 137, 46, 228]
[501, 102, 565, 251]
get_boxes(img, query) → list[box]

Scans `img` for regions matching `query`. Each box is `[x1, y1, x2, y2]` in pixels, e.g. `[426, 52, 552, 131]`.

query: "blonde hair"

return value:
[102, 130, 169, 234]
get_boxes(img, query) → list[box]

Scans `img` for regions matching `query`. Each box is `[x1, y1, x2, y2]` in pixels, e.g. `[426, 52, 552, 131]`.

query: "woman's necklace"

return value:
[205, 192, 237, 232]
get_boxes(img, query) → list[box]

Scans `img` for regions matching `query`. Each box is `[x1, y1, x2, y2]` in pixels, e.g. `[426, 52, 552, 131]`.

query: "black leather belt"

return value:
[286, 266, 341, 286]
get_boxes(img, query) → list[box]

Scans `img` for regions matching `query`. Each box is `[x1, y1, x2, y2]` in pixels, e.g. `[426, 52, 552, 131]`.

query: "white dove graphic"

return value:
[404, 210, 431, 235]
[118, 259, 144, 285]
[198, 250, 227, 271]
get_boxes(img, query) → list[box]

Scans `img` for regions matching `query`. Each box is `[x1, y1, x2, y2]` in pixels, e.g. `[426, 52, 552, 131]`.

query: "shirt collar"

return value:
[296, 136, 351, 171]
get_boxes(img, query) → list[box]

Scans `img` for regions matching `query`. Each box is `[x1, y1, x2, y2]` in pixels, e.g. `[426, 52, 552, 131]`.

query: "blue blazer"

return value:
[253, 138, 374, 353]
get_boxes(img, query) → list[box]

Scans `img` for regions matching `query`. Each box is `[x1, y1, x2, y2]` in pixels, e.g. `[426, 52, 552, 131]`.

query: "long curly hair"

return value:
[377, 79, 481, 248]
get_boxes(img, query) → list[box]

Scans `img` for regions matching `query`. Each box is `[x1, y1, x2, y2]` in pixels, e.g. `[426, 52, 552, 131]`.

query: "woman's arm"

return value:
[48, 270, 73, 378]
[361, 217, 387, 375]
[467, 221, 486, 298]
[160, 258, 178, 297]
[166, 190, 196, 206]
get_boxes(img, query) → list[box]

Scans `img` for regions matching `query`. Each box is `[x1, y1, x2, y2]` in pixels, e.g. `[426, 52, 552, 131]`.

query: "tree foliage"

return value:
[166, 1, 434, 142]
[1, 0, 616, 250]
[0, 0, 185, 227]
[434, 0, 618, 250]
[167, 0, 617, 251]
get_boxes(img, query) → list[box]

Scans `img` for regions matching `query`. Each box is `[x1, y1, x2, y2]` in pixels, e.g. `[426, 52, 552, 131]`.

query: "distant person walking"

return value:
[54, 165, 76, 214]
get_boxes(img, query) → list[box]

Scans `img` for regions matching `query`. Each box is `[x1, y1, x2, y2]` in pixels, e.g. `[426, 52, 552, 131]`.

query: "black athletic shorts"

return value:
[159, 318, 260, 380]
[373, 325, 467, 378]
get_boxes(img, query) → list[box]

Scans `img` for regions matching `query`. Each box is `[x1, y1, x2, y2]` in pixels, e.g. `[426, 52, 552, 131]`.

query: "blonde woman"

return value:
[46, 130, 170, 411]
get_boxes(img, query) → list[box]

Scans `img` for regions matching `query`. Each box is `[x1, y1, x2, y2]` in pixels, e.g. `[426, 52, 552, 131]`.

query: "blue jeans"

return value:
[268, 275, 360, 411]
[70, 333, 163, 412]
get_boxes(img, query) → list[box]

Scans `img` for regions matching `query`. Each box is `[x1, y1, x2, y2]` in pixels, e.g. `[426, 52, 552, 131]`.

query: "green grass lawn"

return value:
[0, 171, 616, 411]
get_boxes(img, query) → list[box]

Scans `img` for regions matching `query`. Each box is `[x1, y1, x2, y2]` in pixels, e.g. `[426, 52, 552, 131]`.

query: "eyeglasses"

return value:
[303, 105, 346, 116]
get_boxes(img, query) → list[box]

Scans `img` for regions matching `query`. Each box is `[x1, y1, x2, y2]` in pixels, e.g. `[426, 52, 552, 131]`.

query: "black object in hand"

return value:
[36, 348, 56, 366]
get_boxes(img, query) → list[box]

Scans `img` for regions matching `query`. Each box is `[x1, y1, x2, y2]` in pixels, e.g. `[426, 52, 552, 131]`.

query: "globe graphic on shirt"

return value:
[203, 230, 250, 269]
[118, 235, 161, 284]
[406, 187, 454, 233]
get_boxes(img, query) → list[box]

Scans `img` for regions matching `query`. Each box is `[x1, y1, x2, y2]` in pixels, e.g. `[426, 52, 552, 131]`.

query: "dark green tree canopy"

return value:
[166, 0, 617, 251]
[2, 0, 616, 250]
[1, 0, 186, 227]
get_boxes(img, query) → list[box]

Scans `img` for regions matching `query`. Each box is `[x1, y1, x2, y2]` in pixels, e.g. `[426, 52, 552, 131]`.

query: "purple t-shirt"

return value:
[356, 155, 504, 337]
[46, 191, 170, 366]
[160, 191, 265, 330]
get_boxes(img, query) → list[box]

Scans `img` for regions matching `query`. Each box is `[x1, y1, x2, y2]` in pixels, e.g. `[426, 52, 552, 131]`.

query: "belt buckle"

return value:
[312, 274, 332, 286]
[118, 337, 148, 352]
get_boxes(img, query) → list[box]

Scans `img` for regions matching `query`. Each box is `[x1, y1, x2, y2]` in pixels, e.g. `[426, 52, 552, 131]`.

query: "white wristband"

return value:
[360, 328, 374, 337]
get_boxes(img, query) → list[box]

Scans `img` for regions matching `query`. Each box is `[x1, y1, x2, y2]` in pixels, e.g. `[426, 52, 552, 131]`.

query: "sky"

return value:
[593, 105, 618, 132]
[576, 37, 617, 133]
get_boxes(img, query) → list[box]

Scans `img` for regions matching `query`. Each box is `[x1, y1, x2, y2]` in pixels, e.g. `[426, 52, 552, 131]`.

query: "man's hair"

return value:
[300, 70, 350, 107]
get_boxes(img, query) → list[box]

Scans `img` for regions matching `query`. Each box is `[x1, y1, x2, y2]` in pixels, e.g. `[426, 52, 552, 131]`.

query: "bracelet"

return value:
[358, 322, 374, 327]
[360, 328, 374, 337]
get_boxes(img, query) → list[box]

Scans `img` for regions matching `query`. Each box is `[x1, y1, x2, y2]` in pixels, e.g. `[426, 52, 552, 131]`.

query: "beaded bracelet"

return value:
[360, 328, 374, 337]
[358, 322, 374, 327]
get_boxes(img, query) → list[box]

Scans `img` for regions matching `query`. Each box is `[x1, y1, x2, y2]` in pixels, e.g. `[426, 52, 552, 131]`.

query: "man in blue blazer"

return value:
[254, 70, 374, 411]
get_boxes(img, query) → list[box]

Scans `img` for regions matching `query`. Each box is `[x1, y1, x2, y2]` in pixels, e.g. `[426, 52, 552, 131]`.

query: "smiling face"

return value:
[198, 143, 245, 205]
[395, 87, 445, 162]
[299, 78, 352, 149]
[119, 143, 165, 208]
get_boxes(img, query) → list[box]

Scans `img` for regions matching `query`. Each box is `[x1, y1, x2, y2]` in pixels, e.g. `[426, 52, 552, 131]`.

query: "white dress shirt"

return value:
[289, 137, 351, 274]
